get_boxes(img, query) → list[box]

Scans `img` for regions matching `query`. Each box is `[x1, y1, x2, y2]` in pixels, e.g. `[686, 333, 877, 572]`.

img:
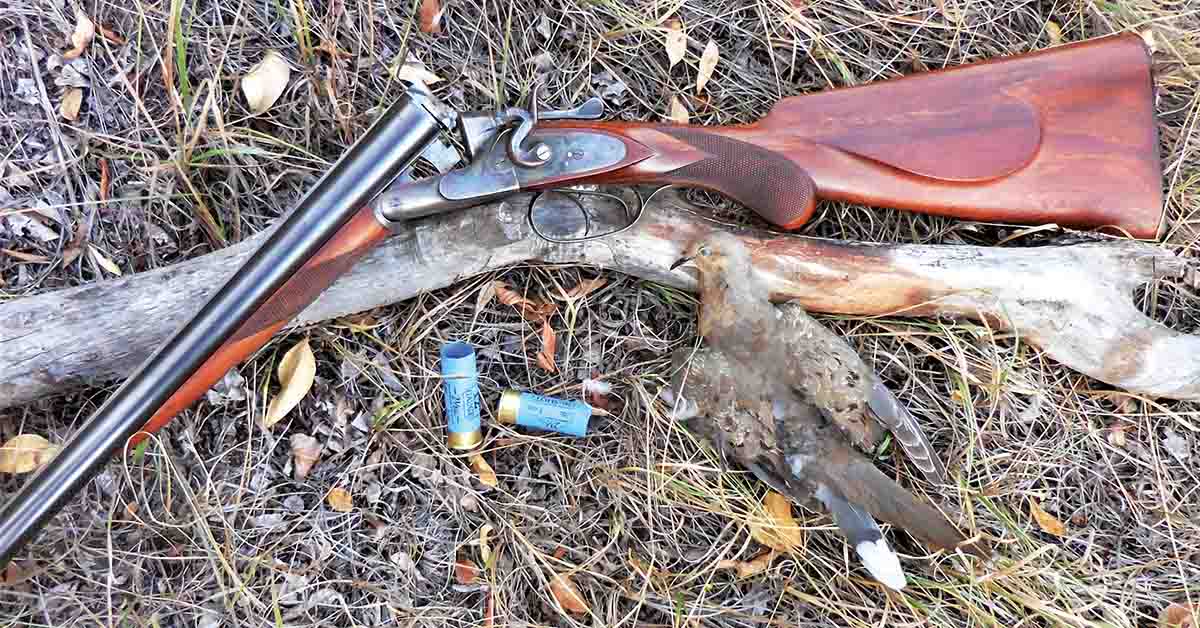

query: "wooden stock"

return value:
[128, 207, 390, 446]
[549, 33, 1163, 238]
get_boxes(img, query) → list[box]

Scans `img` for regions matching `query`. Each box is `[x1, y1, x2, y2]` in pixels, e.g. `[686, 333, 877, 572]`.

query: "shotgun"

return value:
[0, 32, 1163, 566]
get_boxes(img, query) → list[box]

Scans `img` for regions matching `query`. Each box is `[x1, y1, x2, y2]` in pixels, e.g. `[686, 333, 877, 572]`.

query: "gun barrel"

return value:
[0, 89, 444, 567]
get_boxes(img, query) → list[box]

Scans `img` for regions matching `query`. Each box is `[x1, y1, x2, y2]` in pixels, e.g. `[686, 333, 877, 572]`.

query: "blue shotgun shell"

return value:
[441, 341, 482, 450]
[496, 390, 591, 437]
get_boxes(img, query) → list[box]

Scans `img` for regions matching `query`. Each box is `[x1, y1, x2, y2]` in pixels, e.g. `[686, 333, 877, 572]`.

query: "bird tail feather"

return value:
[866, 381, 948, 483]
[815, 485, 907, 590]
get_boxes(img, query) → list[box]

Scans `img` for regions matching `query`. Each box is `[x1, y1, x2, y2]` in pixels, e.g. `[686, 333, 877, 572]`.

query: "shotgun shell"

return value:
[441, 341, 482, 450]
[496, 390, 591, 437]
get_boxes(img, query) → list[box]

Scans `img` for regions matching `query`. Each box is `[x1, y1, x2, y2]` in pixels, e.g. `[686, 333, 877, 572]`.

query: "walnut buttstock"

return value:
[128, 207, 390, 446]
[551, 33, 1163, 238]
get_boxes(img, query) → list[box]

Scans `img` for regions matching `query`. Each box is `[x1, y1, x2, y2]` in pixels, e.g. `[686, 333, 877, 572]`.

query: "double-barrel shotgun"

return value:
[0, 32, 1163, 565]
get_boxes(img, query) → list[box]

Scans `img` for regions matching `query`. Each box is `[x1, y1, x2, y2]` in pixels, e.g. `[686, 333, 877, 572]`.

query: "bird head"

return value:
[669, 232, 752, 278]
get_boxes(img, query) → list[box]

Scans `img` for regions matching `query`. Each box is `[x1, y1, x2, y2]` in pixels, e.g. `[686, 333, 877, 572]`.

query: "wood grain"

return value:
[545, 33, 1163, 237]
[0, 191, 1194, 410]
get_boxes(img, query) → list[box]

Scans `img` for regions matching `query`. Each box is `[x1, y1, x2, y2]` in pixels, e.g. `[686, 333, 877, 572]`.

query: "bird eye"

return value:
[698, 246, 712, 257]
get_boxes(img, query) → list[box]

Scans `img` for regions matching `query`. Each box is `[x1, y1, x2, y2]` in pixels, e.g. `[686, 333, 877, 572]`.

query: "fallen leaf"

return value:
[476, 280, 498, 310]
[63, 9, 95, 60]
[395, 57, 443, 86]
[749, 491, 803, 551]
[0, 249, 50, 264]
[667, 95, 688, 124]
[716, 549, 778, 578]
[479, 524, 495, 566]
[536, 321, 558, 373]
[98, 24, 125, 45]
[1030, 499, 1066, 537]
[696, 39, 719, 94]
[495, 282, 558, 323]
[419, 0, 444, 33]
[290, 433, 322, 480]
[564, 277, 607, 300]
[1163, 429, 1191, 464]
[98, 158, 110, 202]
[455, 551, 480, 584]
[327, 487, 353, 512]
[60, 87, 83, 121]
[549, 569, 589, 615]
[0, 434, 56, 474]
[62, 220, 88, 266]
[2, 561, 30, 586]
[470, 452, 498, 487]
[1045, 20, 1063, 45]
[494, 282, 525, 307]
[1160, 602, 1198, 628]
[1107, 422, 1127, 448]
[264, 337, 317, 427]
[664, 19, 686, 68]
[241, 50, 291, 115]
[88, 244, 122, 276]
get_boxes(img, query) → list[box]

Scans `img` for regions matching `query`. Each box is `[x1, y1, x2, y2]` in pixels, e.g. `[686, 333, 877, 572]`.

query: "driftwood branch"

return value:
[0, 191, 1196, 408]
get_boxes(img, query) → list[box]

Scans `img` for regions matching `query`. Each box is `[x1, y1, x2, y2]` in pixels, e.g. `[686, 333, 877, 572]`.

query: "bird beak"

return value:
[669, 255, 694, 271]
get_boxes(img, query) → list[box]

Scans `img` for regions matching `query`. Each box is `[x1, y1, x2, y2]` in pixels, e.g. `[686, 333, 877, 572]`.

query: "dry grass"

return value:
[1, 0, 1199, 626]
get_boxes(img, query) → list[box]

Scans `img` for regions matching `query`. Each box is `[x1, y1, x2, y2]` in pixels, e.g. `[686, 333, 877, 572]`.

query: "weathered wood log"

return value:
[0, 190, 1195, 408]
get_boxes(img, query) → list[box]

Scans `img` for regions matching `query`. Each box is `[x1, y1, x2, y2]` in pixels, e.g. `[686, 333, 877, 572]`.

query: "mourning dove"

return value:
[665, 232, 986, 589]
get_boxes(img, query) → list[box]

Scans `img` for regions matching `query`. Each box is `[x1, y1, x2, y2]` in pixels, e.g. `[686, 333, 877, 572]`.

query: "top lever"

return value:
[455, 85, 604, 167]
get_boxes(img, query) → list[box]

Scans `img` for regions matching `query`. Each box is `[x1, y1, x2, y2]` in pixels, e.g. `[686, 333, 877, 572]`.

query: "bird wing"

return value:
[774, 303, 948, 484]
[794, 438, 985, 558]
[865, 380, 948, 483]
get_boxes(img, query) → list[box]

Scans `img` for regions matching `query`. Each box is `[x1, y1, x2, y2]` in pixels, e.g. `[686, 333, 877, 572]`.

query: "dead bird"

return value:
[665, 232, 987, 588]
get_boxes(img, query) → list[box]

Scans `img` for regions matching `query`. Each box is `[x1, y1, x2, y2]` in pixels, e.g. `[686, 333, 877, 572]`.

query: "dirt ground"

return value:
[2, 0, 1199, 626]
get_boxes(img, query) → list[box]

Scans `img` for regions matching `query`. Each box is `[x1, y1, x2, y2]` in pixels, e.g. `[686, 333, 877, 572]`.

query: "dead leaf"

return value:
[62, 220, 88, 266]
[327, 487, 353, 512]
[549, 569, 589, 615]
[479, 524, 494, 565]
[290, 433, 322, 480]
[1160, 602, 1198, 628]
[395, 58, 443, 86]
[1163, 429, 1191, 464]
[1107, 422, 1127, 448]
[495, 282, 558, 323]
[696, 39, 719, 94]
[564, 277, 607, 300]
[264, 337, 316, 427]
[98, 158, 110, 202]
[63, 9, 95, 60]
[88, 244, 121, 276]
[470, 452, 498, 487]
[475, 280, 498, 310]
[668, 95, 688, 124]
[1030, 499, 1066, 537]
[664, 19, 686, 68]
[749, 491, 803, 551]
[536, 321, 558, 373]
[0, 434, 56, 474]
[60, 88, 83, 121]
[716, 549, 778, 578]
[1, 249, 50, 264]
[419, 0, 444, 33]
[241, 50, 291, 115]
[1045, 20, 1063, 45]
[2, 561, 31, 586]
[98, 24, 125, 45]
[454, 551, 480, 584]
